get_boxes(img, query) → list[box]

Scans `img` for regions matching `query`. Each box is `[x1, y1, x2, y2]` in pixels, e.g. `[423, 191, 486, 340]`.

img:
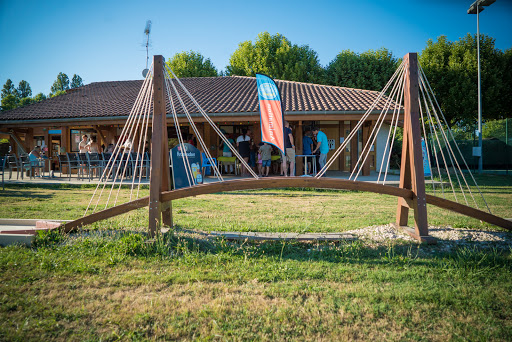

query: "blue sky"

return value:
[1, 0, 511, 96]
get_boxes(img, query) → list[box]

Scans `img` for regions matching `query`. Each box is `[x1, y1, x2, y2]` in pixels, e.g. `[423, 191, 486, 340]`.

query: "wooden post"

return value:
[93, 125, 107, 148]
[339, 122, 345, 171]
[25, 128, 34, 152]
[43, 129, 49, 156]
[350, 121, 358, 173]
[149, 55, 171, 236]
[295, 121, 303, 175]
[396, 53, 432, 243]
[61, 126, 69, 153]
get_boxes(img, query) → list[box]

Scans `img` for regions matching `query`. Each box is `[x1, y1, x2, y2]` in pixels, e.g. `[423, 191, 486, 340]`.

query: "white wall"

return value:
[376, 123, 391, 173]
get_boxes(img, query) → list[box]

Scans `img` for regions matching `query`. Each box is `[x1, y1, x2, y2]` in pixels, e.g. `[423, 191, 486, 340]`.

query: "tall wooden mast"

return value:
[396, 53, 434, 243]
[148, 55, 172, 237]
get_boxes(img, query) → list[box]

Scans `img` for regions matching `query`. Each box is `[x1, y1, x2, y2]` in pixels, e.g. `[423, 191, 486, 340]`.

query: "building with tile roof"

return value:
[0, 76, 399, 174]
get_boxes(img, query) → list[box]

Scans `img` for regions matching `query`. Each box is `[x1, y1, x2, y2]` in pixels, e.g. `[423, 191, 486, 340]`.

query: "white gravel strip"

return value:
[345, 224, 512, 249]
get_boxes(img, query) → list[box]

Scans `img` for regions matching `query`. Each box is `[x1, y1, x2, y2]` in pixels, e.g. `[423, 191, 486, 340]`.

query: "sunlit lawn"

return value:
[0, 174, 511, 341]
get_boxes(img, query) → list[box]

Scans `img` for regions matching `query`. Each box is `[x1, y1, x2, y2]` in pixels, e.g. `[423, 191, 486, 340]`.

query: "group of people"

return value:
[78, 135, 115, 154]
[217, 123, 330, 177]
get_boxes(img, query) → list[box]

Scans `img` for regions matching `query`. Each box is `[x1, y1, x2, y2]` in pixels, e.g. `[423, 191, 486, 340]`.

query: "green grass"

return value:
[1, 175, 512, 341]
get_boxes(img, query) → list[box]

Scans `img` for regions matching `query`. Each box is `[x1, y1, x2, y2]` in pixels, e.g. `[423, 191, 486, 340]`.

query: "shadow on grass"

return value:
[30, 226, 512, 273]
[0, 190, 54, 200]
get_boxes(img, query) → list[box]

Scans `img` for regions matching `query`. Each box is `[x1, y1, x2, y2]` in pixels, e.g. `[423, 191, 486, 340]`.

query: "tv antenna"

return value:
[142, 20, 152, 77]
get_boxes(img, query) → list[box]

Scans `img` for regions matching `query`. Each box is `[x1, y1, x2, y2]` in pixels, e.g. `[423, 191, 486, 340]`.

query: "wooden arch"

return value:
[62, 177, 512, 234]
[66, 54, 512, 243]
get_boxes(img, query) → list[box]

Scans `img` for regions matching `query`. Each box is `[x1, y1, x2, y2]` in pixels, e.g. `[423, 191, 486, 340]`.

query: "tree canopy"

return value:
[50, 72, 70, 95]
[419, 34, 507, 127]
[166, 51, 218, 78]
[17, 80, 32, 98]
[226, 32, 324, 83]
[325, 48, 399, 91]
[1, 79, 16, 99]
[1, 94, 18, 111]
[70, 74, 84, 88]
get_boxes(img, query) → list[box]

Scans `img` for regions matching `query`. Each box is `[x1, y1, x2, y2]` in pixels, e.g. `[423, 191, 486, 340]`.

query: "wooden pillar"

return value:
[149, 55, 172, 236]
[339, 122, 345, 171]
[396, 53, 430, 242]
[25, 128, 34, 152]
[43, 129, 49, 156]
[361, 122, 371, 176]
[61, 126, 69, 153]
[204, 122, 212, 156]
[93, 125, 107, 148]
[295, 121, 303, 175]
[350, 121, 358, 173]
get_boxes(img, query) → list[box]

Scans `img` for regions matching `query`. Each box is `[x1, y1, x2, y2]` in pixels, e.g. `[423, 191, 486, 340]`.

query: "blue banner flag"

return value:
[256, 74, 285, 154]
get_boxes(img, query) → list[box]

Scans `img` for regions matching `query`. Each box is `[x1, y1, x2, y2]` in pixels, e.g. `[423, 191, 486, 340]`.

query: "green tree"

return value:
[166, 51, 218, 78]
[70, 74, 84, 88]
[502, 48, 512, 118]
[419, 34, 506, 127]
[50, 90, 66, 98]
[1, 79, 16, 99]
[33, 93, 47, 102]
[17, 80, 32, 98]
[18, 97, 34, 107]
[50, 72, 70, 94]
[1, 94, 18, 111]
[226, 32, 324, 83]
[325, 48, 399, 91]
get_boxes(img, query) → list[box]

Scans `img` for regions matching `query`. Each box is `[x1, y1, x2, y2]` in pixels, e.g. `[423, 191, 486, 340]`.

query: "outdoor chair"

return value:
[19, 154, 36, 179]
[57, 154, 68, 177]
[87, 152, 104, 181]
[6, 154, 21, 180]
[130, 152, 150, 180]
[78, 153, 92, 181]
[28, 153, 45, 178]
[201, 152, 217, 176]
[66, 153, 83, 180]
[0, 156, 6, 190]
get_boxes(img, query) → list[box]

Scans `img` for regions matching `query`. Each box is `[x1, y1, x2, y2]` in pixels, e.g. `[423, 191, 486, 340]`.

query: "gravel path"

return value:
[345, 224, 512, 250]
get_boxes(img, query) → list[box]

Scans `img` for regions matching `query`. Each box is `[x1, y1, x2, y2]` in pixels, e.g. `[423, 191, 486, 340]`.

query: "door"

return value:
[321, 125, 340, 171]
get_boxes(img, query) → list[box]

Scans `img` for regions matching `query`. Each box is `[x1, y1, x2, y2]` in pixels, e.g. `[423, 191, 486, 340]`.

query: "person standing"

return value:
[87, 136, 101, 153]
[220, 134, 235, 174]
[312, 127, 329, 173]
[259, 142, 272, 177]
[302, 129, 314, 175]
[237, 129, 251, 176]
[282, 121, 295, 176]
[79, 135, 89, 153]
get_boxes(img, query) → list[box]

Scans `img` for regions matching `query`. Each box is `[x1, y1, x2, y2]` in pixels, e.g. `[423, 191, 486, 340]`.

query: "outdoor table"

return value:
[296, 154, 317, 175]
[38, 157, 51, 177]
[217, 156, 238, 175]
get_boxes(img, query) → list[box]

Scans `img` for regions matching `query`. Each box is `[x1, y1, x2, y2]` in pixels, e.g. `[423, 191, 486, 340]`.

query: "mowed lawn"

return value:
[1, 174, 512, 341]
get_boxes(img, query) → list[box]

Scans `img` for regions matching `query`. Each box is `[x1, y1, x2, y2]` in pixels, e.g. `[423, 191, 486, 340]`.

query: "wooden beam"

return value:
[62, 177, 415, 232]
[61, 126, 70, 153]
[0, 113, 404, 130]
[148, 55, 167, 237]
[350, 121, 358, 173]
[43, 129, 49, 156]
[25, 128, 34, 152]
[61, 177, 512, 234]
[93, 125, 108, 148]
[396, 53, 429, 240]
[295, 121, 303, 175]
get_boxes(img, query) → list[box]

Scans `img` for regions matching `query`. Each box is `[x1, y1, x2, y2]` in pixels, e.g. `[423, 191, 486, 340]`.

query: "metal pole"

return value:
[477, 3, 483, 174]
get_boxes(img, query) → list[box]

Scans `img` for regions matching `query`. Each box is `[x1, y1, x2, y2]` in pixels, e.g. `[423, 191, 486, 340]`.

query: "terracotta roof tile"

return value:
[0, 76, 395, 122]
